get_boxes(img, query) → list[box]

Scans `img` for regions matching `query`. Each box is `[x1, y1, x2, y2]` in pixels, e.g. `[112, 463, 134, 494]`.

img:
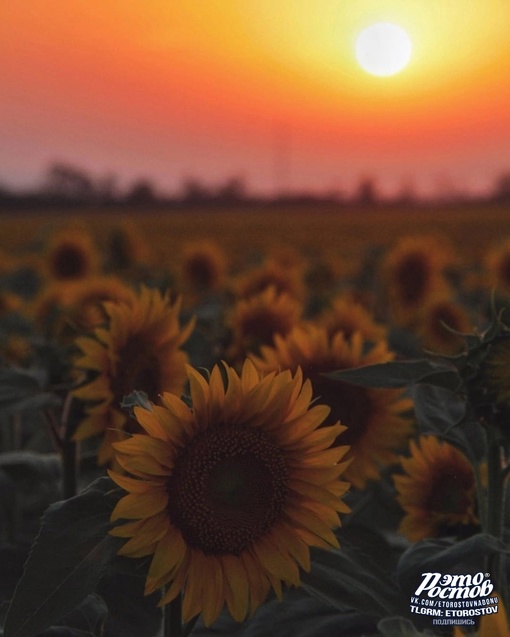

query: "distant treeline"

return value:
[2, 161, 510, 211]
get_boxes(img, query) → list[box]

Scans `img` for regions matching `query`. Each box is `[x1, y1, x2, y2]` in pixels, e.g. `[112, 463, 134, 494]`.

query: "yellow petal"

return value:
[221, 554, 249, 623]
[240, 358, 260, 392]
[251, 536, 300, 586]
[270, 523, 310, 572]
[111, 489, 168, 521]
[160, 392, 194, 425]
[288, 478, 347, 513]
[117, 514, 168, 556]
[158, 551, 191, 606]
[107, 469, 162, 494]
[208, 364, 226, 423]
[240, 551, 271, 616]
[113, 450, 172, 477]
[134, 407, 168, 441]
[285, 506, 340, 548]
[200, 554, 225, 627]
[73, 377, 110, 401]
[181, 550, 205, 623]
[114, 434, 173, 468]
[146, 526, 187, 586]
[186, 366, 210, 427]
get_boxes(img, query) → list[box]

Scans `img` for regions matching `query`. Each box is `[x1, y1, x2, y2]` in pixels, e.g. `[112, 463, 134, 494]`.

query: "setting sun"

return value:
[2, 1, 510, 196]
[355, 22, 412, 77]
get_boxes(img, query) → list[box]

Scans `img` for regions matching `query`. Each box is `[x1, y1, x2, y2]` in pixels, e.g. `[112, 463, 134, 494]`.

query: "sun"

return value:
[355, 22, 412, 77]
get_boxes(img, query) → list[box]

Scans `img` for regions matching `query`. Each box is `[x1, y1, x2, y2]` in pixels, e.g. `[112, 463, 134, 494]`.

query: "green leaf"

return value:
[96, 571, 161, 637]
[324, 360, 459, 391]
[190, 587, 379, 637]
[397, 534, 504, 601]
[3, 477, 123, 637]
[0, 452, 61, 514]
[0, 367, 61, 416]
[301, 545, 402, 618]
[37, 593, 108, 637]
[411, 384, 486, 462]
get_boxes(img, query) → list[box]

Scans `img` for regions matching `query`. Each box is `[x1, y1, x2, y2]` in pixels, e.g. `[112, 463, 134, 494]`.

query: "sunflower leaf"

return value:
[411, 384, 486, 462]
[0, 367, 61, 416]
[302, 545, 403, 618]
[324, 360, 460, 391]
[0, 451, 61, 514]
[35, 593, 108, 637]
[397, 533, 504, 600]
[3, 477, 124, 637]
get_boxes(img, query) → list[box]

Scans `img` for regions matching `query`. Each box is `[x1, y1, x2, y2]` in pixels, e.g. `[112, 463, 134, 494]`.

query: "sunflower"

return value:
[381, 235, 453, 327]
[234, 258, 306, 302]
[30, 276, 136, 340]
[180, 239, 227, 295]
[72, 286, 194, 465]
[59, 276, 137, 333]
[318, 294, 387, 342]
[393, 436, 478, 541]
[106, 220, 150, 272]
[413, 299, 472, 355]
[0, 291, 23, 317]
[109, 360, 350, 627]
[226, 287, 302, 365]
[252, 324, 413, 489]
[266, 244, 306, 273]
[43, 227, 100, 281]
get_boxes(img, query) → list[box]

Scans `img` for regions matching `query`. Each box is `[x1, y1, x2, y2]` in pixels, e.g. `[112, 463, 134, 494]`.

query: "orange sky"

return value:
[2, 0, 510, 196]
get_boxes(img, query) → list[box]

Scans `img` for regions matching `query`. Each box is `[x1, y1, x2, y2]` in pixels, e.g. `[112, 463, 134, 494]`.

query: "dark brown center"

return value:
[394, 252, 429, 305]
[306, 365, 373, 446]
[51, 244, 89, 279]
[426, 470, 473, 515]
[110, 334, 162, 406]
[166, 425, 288, 555]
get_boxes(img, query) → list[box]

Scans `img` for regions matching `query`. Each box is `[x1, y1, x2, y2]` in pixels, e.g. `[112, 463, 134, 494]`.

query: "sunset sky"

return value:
[2, 1, 510, 197]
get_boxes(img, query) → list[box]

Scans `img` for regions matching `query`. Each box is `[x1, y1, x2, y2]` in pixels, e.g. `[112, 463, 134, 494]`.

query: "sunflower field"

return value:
[0, 203, 510, 637]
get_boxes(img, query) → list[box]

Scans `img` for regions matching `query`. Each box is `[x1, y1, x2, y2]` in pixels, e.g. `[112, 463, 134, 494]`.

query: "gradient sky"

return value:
[2, 1, 510, 197]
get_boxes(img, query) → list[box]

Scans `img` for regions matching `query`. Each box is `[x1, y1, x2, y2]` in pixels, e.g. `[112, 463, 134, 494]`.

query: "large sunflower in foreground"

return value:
[72, 286, 194, 465]
[393, 436, 478, 542]
[109, 360, 350, 626]
[252, 324, 413, 489]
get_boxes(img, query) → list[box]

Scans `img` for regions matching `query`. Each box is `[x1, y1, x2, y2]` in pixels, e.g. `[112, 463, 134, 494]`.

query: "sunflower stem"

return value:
[60, 394, 79, 499]
[182, 615, 199, 637]
[164, 593, 182, 637]
[485, 435, 504, 538]
[484, 432, 508, 617]
[61, 439, 78, 499]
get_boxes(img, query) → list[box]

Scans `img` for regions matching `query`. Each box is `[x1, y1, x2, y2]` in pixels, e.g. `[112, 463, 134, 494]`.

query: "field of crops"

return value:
[2, 202, 510, 267]
[1, 201, 510, 637]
